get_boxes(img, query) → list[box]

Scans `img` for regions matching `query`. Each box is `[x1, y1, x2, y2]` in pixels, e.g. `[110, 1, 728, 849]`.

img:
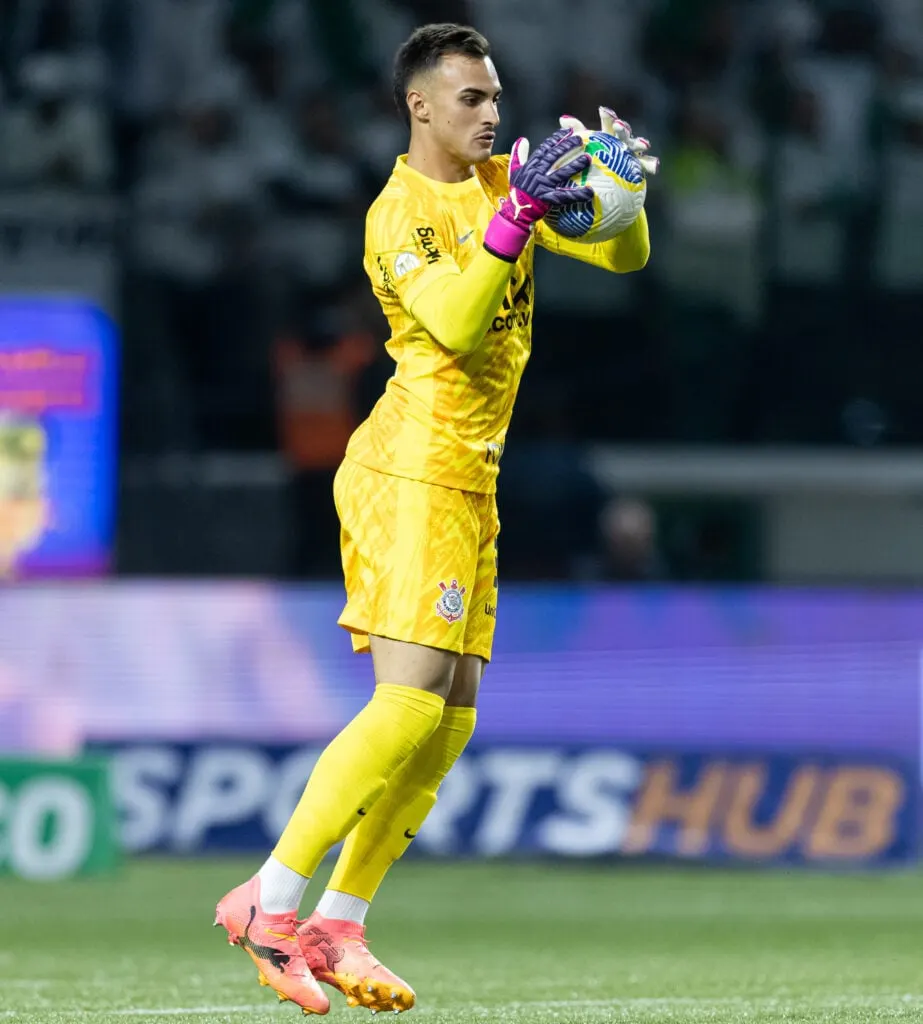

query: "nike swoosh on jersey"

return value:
[457, 230, 474, 244]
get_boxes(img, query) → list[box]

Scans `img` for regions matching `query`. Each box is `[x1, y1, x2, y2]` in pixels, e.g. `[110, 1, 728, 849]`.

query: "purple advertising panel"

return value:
[0, 584, 919, 764]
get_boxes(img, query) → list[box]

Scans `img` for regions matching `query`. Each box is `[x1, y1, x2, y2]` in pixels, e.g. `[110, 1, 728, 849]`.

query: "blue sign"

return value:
[99, 743, 918, 867]
[0, 298, 118, 578]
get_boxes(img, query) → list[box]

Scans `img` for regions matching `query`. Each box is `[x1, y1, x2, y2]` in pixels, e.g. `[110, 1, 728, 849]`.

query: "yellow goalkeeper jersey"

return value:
[346, 153, 649, 494]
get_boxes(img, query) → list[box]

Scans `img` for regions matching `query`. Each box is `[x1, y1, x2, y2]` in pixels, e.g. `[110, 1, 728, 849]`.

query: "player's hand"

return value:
[560, 109, 660, 176]
[505, 128, 595, 227]
[484, 128, 594, 262]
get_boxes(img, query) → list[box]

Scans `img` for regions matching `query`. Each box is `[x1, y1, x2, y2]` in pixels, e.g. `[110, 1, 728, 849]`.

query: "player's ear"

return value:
[406, 87, 429, 125]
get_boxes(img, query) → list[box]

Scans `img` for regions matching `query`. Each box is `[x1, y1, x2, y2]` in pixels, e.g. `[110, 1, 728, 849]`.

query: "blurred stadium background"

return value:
[3, 1, 923, 1022]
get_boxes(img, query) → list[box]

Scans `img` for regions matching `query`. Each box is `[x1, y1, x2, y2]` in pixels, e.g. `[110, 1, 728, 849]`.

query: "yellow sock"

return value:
[327, 705, 476, 901]
[273, 684, 444, 878]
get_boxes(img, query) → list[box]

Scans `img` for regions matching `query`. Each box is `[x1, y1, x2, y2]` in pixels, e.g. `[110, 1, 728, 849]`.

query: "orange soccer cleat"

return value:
[298, 911, 416, 1014]
[214, 876, 330, 1015]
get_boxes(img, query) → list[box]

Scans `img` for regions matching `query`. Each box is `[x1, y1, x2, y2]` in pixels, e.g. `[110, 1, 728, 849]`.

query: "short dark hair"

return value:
[393, 23, 491, 128]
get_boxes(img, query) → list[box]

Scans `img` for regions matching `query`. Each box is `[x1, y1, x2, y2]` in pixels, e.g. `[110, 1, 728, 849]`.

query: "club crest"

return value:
[435, 579, 466, 623]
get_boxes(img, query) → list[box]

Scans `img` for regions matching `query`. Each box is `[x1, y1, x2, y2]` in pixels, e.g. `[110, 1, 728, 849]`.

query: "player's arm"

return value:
[409, 248, 517, 355]
[535, 207, 650, 273]
[368, 201, 508, 356]
[371, 130, 592, 356]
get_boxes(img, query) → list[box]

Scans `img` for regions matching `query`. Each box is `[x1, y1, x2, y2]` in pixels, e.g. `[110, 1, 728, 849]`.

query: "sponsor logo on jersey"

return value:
[485, 441, 504, 466]
[376, 255, 395, 294]
[393, 251, 421, 277]
[414, 226, 443, 265]
[435, 579, 466, 623]
[490, 272, 533, 333]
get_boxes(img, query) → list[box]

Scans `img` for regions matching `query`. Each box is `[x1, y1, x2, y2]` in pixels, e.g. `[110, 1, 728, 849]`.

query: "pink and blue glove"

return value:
[560, 108, 660, 176]
[483, 128, 594, 263]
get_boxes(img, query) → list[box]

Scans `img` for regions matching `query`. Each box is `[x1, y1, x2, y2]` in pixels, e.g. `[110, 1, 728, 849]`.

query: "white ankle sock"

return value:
[316, 889, 370, 925]
[257, 855, 309, 914]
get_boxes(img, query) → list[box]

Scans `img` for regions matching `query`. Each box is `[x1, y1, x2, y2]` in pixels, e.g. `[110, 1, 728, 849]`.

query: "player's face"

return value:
[420, 54, 502, 165]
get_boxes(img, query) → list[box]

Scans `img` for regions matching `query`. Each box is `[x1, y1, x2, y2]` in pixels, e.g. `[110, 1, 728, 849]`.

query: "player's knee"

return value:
[369, 635, 457, 697]
[446, 655, 484, 707]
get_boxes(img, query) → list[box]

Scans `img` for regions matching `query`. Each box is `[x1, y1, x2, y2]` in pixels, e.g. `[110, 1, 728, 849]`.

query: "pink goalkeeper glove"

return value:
[483, 128, 594, 262]
[559, 108, 660, 176]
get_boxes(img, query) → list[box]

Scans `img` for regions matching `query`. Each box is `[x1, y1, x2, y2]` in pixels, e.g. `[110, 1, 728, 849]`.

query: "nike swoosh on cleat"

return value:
[265, 929, 298, 943]
[357, 807, 367, 816]
[457, 230, 474, 244]
[403, 829, 417, 839]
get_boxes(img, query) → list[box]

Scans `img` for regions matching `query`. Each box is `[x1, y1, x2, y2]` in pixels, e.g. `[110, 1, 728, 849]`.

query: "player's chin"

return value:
[470, 136, 496, 162]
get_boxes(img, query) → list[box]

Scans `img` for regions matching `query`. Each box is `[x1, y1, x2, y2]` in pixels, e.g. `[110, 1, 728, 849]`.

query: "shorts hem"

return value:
[337, 617, 465, 656]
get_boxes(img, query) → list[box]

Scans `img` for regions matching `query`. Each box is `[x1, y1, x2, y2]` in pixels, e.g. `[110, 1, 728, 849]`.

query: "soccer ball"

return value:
[544, 130, 647, 244]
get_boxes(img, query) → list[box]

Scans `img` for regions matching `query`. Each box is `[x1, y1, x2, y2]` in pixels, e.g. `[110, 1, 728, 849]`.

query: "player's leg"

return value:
[214, 463, 458, 1013]
[316, 487, 491, 910]
[299, 653, 481, 1012]
[315, 651, 481, 904]
[214, 638, 450, 1015]
[271, 636, 452, 882]
[319, 650, 481, 906]
[269, 467, 473, 888]
[299, 495, 497, 1011]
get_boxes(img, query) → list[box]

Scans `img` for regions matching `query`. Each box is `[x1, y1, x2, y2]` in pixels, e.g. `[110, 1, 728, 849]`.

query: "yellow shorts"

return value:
[334, 457, 499, 661]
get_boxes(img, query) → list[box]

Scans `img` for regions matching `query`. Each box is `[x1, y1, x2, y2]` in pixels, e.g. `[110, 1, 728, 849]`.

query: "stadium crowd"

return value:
[0, 0, 920, 577]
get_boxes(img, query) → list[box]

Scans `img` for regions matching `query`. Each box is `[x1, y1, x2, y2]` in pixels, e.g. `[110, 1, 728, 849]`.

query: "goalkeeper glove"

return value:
[484, 128, 594, 262]
[559, 107, 660, 176]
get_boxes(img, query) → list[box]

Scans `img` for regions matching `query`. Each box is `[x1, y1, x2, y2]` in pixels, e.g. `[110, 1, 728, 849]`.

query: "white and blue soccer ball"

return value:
[545, 130, 647, 244]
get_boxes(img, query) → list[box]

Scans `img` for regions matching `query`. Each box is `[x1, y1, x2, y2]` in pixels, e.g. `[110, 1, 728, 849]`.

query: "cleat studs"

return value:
[368, 984, 374, 993]
[258, 972, 269, 987]
[391, 992, 397, 999]
[278, 993, 289, 1003]
[347, 996, 359, 1007]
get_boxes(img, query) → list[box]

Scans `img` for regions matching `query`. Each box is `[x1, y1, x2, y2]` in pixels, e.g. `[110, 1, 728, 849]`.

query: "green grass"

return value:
[3, 858, 923, 1022]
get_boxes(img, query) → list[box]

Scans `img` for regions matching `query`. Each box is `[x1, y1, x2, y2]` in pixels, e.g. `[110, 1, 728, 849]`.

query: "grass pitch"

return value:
[2, 858, 922, 1023]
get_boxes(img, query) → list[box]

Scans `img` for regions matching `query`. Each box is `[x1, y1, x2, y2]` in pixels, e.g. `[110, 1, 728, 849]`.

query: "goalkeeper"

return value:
[215, 22, 656, 1016]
